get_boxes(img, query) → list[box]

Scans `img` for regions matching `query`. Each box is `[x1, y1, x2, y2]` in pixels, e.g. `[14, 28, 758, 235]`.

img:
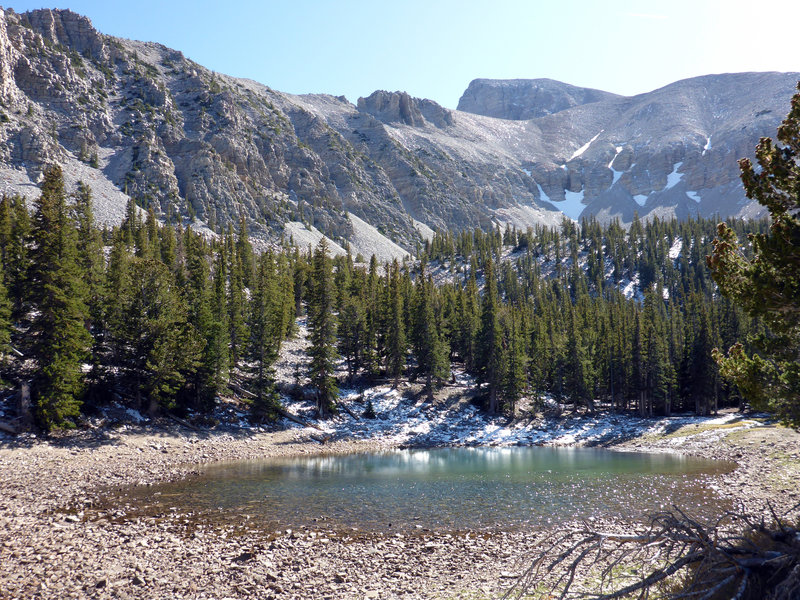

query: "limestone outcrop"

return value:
[0, 8, 796, 253]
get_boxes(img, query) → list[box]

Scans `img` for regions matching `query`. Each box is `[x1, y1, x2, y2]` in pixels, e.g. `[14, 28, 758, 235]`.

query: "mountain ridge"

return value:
[0, 7, 796, 257]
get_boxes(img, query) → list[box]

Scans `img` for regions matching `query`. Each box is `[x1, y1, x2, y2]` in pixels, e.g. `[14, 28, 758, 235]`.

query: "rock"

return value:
[458, 78, 619, 120]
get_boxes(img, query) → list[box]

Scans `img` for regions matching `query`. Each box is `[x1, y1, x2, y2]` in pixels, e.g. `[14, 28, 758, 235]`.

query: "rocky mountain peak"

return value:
[457, 77, 620, 120]
[357, 90, 453, 128]
[20, 8, 108, 62]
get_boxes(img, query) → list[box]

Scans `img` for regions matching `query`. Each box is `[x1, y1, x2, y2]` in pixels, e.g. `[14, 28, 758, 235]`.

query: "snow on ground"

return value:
[686, 190, 701, 203]
[619, 274, 641, 301]
[283, 221, 348, 256]
[569, 131, 602, 161]
[608, 146, 624, 185]
[633, 194, 648, 207]
[269, 318, 763, 449]
[535, 182, 550, 203]
[279, 379, 762, 449]
[703, 136, 712, 155]
[668, 237, 683, 260]
[664, 162, 684, 190]
[347, 212, 409, 263]
[555, 189, 585, 220]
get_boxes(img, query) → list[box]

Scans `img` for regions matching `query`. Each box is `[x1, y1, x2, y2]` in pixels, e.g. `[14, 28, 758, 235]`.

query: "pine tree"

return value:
[247, 253, 282, 422]
[501, 308, 527, 415]
[478, 259, 503, 414]
[0, 270, 12, 367]
[412, 271, 449, 401]
[2, 194, 31, 321]
[385, 259, 407, 388]
[28, 166, 91, 429]
[227, 229, 249, 367]
[708, 86, 800, 426]
[72, 182, 105, 391]
[307, 240, 338, 416]
[183, 234, 218, 410]
[112, 257, 201, 414]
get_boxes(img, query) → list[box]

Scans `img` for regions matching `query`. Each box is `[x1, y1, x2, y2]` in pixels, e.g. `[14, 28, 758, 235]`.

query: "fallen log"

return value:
[277, 407, 322, 430]
[338, 401, 360, 421]
[0, 420, 17, 435]
[228, 381, 257, 400]
[166, 413, 202, 432]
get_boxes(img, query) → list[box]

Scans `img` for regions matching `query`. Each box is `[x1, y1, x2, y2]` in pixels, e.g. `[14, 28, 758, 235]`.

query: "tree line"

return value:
[0, 166, 779, 431]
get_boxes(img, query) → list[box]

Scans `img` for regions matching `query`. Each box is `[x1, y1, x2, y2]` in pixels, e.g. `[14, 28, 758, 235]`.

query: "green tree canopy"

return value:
[709, 85, 800, 427]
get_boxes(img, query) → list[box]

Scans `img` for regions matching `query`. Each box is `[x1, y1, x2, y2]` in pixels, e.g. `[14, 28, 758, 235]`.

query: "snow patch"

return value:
[668, 238, 683, 260]
[702, 136, 712, 156]
[608, 146, 624, 185]
[633, 194, 648, 206]
[555, 189, 585, 220]
[569, 131, 603, 161]
[686, 190, 701, 203]
[664, 162, 684, 190]
[535, 182, 551, 203]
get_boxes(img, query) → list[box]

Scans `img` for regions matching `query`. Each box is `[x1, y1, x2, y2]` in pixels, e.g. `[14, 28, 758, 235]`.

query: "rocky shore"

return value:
[1, 414, 798, 600]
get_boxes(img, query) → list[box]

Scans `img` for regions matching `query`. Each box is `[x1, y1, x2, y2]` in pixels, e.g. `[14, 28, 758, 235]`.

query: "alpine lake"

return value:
[106, 446, 734, 533]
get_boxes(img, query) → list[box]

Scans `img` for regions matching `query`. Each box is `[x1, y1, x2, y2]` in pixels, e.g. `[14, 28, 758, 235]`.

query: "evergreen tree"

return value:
[2, 194, 31, 321]
[307, 240, 338, 416]
[247, 253, 282, 422]
[385, 259, 407, 388]
[501, 308, 527, 415]
[73, 182, 105, 391]
[478, 259, 503, 414]
[28, 166, 91, 429]
[0, 270, 12, 368]
[111, 257, 201, 414]
[412, 271, 449, 401]
[709, 86, 800, 426]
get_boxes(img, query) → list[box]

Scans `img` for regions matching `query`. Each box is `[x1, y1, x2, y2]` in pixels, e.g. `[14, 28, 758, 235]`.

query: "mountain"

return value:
[457, 78, 620, 120]
[0, 8, 796, 256]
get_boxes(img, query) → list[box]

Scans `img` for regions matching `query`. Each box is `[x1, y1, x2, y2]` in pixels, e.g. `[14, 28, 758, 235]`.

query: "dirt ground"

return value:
[0, 412, 798, 600]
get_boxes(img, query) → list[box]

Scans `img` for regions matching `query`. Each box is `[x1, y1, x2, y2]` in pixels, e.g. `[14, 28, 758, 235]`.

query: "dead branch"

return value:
[503, 503, 800, 600]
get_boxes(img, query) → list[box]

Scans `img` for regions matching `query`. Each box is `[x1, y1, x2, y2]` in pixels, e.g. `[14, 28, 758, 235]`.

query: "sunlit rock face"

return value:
[0, 7, 796, 256]
[457, 78, 620, 120]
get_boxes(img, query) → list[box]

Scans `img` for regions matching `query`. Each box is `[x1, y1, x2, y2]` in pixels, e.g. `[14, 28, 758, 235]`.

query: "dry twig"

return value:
[504, 503, 800, 600]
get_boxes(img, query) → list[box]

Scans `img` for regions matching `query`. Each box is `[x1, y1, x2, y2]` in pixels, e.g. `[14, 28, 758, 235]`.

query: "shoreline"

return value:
[1, 413, 798, 599]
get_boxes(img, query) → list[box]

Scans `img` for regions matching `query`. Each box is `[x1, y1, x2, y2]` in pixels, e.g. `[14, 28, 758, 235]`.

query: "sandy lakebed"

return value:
[1, 412, 799, 600]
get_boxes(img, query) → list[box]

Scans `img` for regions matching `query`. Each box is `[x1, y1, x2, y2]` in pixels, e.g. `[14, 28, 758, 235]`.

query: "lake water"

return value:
[114, 447, 733, 532]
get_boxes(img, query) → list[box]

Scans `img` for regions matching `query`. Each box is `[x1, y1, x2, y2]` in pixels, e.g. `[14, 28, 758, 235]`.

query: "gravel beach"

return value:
[1, 415, 798, 600]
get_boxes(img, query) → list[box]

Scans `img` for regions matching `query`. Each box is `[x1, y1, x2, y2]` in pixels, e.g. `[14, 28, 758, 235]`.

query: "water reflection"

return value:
[115, 447, 733, 532]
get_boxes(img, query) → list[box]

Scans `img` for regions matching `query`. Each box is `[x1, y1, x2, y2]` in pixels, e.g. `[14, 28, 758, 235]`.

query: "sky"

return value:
[6, 0, 800, 109]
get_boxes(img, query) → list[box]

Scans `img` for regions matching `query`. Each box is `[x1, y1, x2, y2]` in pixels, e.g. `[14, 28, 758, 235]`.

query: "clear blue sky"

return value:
[7, 0, 800, 108]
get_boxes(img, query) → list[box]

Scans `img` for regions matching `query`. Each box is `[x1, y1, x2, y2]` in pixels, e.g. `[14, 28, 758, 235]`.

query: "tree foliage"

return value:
[709, 85, 800, 427]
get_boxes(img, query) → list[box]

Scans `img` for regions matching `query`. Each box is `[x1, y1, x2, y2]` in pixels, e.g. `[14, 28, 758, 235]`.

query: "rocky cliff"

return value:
[0, 8, 796, 256]
[457, 78, 620, 120]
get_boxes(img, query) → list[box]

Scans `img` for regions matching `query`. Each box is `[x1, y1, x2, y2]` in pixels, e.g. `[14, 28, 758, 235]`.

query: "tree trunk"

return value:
[16, 382, 33, 432]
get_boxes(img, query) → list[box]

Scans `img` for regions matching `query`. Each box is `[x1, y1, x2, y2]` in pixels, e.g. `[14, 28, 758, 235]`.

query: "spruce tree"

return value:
[28, 166, 91, 429]
[385, 259, 407, 388]
[412, 271, 449, 401]
[112, 257, 201, 414]
[708, 86, 800, 426]
[478, 259, 503, 414]
[307, 240, 338, 416]
[247, 253, 282, 422]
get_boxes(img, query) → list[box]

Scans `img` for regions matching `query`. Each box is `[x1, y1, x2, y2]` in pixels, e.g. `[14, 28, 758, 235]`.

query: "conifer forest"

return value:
[0, 164, 777, 431]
